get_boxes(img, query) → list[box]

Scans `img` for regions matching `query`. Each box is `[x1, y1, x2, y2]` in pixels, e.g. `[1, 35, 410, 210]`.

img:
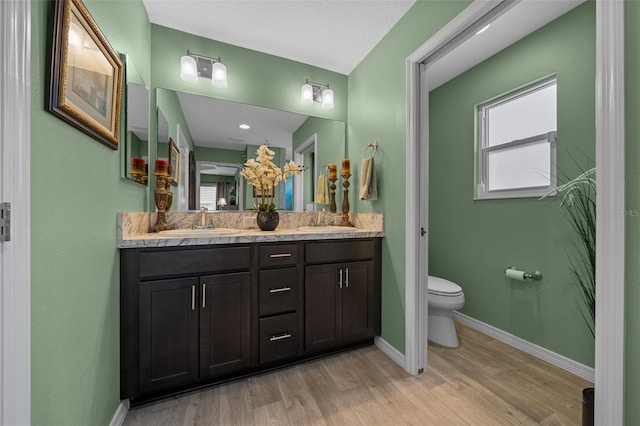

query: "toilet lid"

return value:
[428, 276, 463, 296]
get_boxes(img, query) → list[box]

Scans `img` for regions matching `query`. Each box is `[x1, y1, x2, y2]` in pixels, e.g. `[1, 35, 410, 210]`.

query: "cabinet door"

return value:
[200, 272, 251, 378]
[342, 261, 375, 343]
[139, 277, 199, 393]
[305, 263, 342, 352]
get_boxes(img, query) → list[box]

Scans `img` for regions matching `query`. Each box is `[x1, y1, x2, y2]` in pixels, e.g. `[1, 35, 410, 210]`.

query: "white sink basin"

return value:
[159, 228, 241, 237]
[296, 226, 356, 233]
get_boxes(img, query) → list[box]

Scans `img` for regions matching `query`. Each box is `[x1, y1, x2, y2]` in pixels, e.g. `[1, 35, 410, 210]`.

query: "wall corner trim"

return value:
[375, 337, 408, 372]
[109, 400, 130, 426]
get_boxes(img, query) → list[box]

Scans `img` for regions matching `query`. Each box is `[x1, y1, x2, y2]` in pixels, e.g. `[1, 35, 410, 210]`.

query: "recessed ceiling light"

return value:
[476, 24, 491, 35]
[238, 123, 250, 130]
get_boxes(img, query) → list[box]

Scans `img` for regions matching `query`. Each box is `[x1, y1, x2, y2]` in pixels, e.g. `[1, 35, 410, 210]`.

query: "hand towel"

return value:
[359, 157, 378, 201]
[314, 173, 330, 204]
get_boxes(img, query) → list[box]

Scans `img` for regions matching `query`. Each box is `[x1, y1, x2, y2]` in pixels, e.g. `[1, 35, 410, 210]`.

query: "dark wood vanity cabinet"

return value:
[120, 238, 380, 403]
[304, 240, 381, 353]
[121, 246, 251, 400]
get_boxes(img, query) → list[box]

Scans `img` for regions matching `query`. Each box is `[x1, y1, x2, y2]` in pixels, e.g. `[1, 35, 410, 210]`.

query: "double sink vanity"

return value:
[118, 210, 383, 404]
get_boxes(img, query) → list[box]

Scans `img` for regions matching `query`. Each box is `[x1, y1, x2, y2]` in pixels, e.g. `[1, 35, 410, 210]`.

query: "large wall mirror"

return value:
[122, 54, 149, 185]
[154, 88, 346, 212]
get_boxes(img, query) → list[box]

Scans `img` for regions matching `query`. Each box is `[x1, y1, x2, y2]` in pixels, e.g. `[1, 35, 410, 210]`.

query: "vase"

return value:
[256, 211, 279, 231]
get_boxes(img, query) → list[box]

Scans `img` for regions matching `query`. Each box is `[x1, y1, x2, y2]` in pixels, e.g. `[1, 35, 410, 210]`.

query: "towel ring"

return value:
[363, 141, 378, 158]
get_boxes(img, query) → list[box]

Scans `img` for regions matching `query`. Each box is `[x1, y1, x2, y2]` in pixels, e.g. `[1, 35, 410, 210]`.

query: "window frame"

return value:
[476, 77, 557, 200]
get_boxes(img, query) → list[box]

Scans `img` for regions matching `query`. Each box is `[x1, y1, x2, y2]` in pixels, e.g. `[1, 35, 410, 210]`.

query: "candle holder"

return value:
[149, 174, 173, 232]
[339, 173, 353, 227]
[329, 176, 337, 213]
[130, 171, 148, 186]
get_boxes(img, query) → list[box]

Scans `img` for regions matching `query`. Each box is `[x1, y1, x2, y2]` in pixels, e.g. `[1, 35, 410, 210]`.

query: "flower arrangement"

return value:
[240, 145, 303, 211]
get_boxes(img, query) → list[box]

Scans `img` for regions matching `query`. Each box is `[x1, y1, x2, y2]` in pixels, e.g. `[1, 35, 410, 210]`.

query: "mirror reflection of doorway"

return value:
[294, 133, 317, 211]
[195, 161, 243, 211]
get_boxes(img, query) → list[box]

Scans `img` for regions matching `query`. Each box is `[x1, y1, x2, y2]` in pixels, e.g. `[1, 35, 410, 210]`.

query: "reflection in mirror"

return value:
[123, 55, 149, 185]
[154, 88, 346, 212]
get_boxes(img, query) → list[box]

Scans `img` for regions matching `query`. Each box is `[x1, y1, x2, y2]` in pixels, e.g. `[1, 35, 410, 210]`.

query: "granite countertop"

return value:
[117, 211, 384, 249]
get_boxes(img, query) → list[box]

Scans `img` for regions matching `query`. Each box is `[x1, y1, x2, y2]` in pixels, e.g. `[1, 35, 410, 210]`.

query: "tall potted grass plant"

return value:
[547, 164, 595, 425]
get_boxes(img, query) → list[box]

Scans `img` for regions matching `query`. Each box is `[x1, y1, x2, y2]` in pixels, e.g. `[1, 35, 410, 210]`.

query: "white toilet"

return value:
[427, 276, 465, 348]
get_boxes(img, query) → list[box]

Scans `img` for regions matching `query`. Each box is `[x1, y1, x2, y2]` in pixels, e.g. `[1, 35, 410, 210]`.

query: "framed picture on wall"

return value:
[168, 138, 180, 186]
[253, 186, 274, 198]
[46, 0, 123, 150]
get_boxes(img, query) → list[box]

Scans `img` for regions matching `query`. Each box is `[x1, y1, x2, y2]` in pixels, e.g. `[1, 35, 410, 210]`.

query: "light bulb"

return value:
[211, 61, 227, 88]
[300, 83, 313, 106]
[321, 88, 334, 109]
[180, 55, 198, 82]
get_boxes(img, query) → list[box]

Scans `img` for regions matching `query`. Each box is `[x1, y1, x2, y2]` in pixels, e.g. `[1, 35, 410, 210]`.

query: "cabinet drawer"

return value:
[259, 313, 298, 364]
[259, 244, 299, 267]
[139, 246, 251, 279]
[305, 240, 375, 264]
[259, 268, 298, 316]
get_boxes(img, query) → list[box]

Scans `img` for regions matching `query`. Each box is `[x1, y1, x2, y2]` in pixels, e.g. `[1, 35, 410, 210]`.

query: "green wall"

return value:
[292, 116, 346, 209]
[626, 0, 640, 422]
[30, 0, 150, 424]
[347, 0, 472, 353]
[429, 3, 595, 366]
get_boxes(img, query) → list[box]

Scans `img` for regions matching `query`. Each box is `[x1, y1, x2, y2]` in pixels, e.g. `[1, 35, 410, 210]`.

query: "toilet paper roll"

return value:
[505, 268, 527, 281]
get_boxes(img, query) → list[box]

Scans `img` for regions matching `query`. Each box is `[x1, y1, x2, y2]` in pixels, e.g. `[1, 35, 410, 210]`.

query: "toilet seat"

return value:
[428, 276, 463, 297]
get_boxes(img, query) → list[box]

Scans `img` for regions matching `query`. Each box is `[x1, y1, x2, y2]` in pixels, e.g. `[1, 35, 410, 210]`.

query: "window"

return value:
[200, 185, 217, 211]
[477, 77, 557, 199]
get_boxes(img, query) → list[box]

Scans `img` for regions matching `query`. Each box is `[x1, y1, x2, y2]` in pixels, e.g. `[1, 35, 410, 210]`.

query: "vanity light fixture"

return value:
[300, 79, 334, 109]
[180, 50, 228, 88]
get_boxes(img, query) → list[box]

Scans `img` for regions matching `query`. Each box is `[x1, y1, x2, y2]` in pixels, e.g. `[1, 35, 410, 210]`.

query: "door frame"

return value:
[405, 0, 626, 423]
[0, 0, 31, 424]
[294, 133, 317, 211]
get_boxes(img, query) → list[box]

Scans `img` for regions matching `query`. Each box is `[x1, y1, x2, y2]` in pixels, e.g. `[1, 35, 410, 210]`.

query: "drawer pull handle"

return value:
[270, 333, 292, 342]
[269, 287, 292, 293]
[338, 268, 343, 289]
[345, 268, 349, 288]
[270, 253, 292, 258]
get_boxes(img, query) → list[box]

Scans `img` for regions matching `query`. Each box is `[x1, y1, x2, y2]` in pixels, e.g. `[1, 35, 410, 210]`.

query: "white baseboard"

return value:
[453, 312, 595, 383]
[375, 336, 408, 372]
[110, 400, 129, 426]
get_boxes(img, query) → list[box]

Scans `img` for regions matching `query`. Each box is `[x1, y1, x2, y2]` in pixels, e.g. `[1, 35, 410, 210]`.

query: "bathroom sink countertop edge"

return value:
[118, 227, 384, 248]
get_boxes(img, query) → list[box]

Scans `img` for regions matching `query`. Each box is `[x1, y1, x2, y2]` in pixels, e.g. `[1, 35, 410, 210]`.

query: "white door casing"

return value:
[0, 0, 31, 424]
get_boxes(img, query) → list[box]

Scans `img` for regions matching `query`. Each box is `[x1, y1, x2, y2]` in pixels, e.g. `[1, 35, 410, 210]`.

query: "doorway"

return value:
[294, 133, 317, 211]
[405, 0, 625, 423]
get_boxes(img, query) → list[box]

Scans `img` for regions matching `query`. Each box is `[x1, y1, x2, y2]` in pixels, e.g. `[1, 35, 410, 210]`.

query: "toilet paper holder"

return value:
[505, 266, 543, 281]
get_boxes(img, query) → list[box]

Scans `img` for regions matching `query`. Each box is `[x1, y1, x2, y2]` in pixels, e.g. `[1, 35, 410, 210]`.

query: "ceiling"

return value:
[177, 92, 308, 155]
[142, 0, 416, 75]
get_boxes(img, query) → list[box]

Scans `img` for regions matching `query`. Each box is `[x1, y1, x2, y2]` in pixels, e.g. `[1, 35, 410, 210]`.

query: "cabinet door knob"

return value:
[269, 332, 292, 342]
[269, 287, 292, 293]
[202, 283, 206, 309]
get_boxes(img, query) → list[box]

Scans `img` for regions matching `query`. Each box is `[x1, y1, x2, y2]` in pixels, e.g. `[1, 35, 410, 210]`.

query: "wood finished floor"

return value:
[123, 322, 592, 425]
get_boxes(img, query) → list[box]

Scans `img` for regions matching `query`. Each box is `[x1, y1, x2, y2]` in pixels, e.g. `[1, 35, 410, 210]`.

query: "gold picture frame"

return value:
[168, 138, 180, 186]
[253, 186, 274, 198]
[47, 0, 123, 149]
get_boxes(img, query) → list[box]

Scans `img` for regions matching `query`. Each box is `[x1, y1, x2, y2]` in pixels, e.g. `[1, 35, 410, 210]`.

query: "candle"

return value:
[131, 157, 145, 174]
[328, 164, 337, 180]
[155, 159, 168, 175]
[342, 158, 350, 176]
